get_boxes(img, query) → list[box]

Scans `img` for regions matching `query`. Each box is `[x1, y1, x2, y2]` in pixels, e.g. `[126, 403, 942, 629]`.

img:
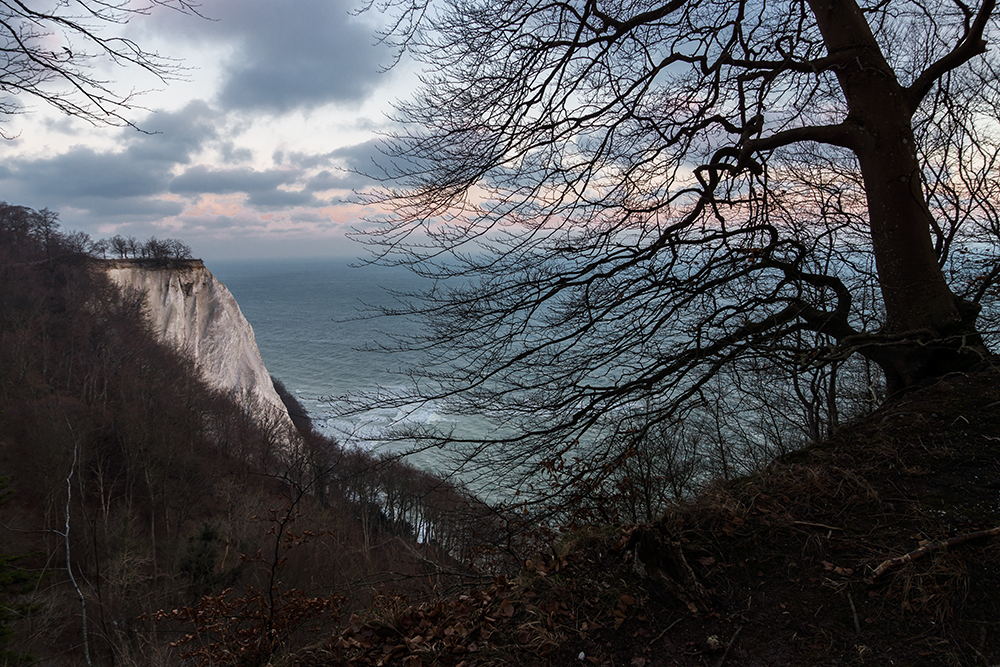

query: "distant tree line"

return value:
[0, 202, 194, 262]
[91, 234, 193, 261]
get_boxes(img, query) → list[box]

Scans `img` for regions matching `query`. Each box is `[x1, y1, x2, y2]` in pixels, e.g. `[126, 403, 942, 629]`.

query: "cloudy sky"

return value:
[1, 0, 411, 261]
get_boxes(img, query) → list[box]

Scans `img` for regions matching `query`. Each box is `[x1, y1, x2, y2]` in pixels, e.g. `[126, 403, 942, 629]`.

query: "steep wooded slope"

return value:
[301, 363, 1000, 667]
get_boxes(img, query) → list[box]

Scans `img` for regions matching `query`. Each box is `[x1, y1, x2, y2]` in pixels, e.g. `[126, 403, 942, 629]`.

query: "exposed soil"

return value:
[293, 362, 1000, 667]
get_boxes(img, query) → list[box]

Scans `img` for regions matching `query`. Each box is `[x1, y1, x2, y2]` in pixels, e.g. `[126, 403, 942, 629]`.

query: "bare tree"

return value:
[347, 0, 1000, 501]
[0, 0, 202, 137]
[109, 234, 132, 259]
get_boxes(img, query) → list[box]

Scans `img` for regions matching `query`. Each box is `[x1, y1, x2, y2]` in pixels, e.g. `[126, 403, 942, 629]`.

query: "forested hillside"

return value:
[0, 204, 499, 665]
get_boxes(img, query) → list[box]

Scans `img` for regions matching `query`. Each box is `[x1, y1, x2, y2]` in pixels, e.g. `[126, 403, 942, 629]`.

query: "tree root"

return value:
[630, 524, 713, 614]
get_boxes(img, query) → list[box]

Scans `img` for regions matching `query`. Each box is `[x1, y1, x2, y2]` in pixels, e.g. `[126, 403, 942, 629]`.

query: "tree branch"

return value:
[748, 122, 862, 153]
[868, 526, 1000, 579]
[587, 0, 689, 35]
[906, 0, 997, 112]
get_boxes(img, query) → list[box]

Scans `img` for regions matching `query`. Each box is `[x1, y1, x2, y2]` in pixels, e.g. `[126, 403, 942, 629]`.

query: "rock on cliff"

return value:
[104, 259, 295, 435]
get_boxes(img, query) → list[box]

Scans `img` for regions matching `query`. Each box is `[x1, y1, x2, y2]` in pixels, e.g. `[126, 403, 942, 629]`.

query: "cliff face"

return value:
[104, 259, 294, 434]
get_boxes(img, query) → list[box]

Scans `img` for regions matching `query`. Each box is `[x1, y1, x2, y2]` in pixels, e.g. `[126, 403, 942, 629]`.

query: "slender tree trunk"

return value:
[807, 0, 989, 394]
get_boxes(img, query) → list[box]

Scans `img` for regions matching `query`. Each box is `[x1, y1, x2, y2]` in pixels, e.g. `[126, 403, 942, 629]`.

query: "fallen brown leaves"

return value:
[328, 587, 507, 666]
[304, 544, 654, 667]
[154, 585, 345, 666]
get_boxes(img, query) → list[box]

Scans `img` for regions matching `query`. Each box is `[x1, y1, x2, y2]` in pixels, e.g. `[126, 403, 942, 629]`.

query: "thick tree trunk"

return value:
[856, 130, 986, 394]
[807, 0, 990, 395]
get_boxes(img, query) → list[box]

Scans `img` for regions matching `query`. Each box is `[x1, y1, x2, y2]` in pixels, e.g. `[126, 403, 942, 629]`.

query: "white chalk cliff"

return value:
[104, 259, 295, 435]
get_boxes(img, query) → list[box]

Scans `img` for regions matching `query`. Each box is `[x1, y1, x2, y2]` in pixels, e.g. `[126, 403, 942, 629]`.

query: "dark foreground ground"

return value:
[292, 363, 1000, 667]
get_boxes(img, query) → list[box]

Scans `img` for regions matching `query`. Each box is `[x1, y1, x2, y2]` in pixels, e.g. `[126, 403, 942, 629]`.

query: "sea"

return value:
[208, 257, 468, 472]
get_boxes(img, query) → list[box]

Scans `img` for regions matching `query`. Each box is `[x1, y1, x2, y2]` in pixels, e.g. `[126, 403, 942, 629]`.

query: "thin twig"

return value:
[714, 624, 742, 667]
[651, 617, 684, 643]
[63, 416, 93, 667]
[793, 521, 844, 531]
[847, 592, 861, 636]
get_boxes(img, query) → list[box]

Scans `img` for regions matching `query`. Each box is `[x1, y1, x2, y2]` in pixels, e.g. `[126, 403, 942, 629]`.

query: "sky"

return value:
[0, 0, 413, 261]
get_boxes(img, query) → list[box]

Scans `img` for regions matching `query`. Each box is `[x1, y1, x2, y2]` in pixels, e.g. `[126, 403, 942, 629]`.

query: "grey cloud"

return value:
[325, 138, 419, 188]
[264, 140, 387, 191]
[221, 2, 385, 112]
[247, 188, 318, 208]
[6, 147, 173, 201]
[126, 101, 221, 164]
[169, 165, 298, 195]
[1, 0, 383, 249]
[193, 214, 243, 230]
[220, 142, 255, 164]
[306, 169, 353, 191]
[264, 147, 374, 189]
[279, 149, 338, 170]
[67, 196, 186, 219]
[0, 143, 182, 239]
[155, 0, 389, 114]
[169, 164, 324, 210]
[330, 139, 382, 169]
[41, 116, 79, 133]
[289, 210, 338, 224]
[0, 100, 223, 226]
